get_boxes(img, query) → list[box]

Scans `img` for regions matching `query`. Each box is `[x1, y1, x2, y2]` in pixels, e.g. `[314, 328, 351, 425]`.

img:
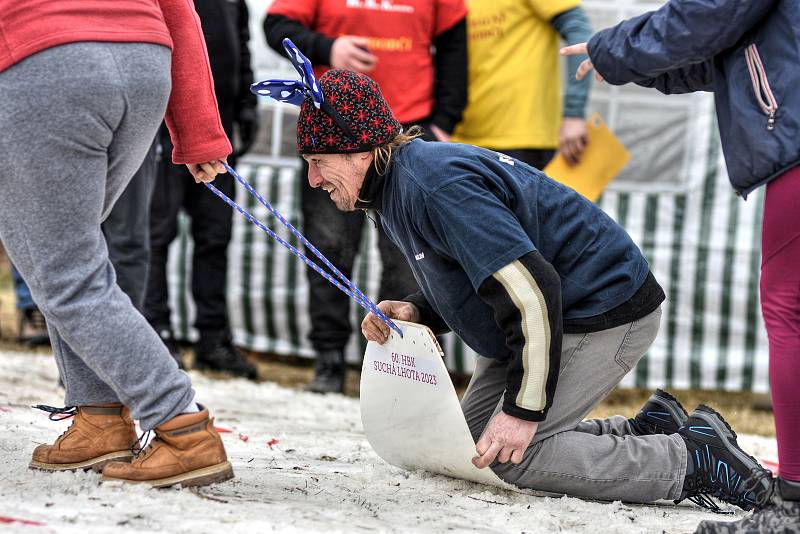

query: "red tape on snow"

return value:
[0, 516, 46, 526]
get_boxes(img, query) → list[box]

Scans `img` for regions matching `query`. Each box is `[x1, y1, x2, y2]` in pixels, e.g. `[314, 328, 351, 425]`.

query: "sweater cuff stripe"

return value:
[493, 260, 552, 412]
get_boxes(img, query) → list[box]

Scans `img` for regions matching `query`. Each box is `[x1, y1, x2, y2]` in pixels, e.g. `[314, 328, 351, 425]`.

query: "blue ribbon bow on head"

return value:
[250, 38, 357, 140]
[251, 38, 324, 109]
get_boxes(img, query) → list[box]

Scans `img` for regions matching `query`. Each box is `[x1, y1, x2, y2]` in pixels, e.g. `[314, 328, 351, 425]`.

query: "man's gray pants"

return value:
[0, 42, 194, 430]
[462, 307, 688, 503]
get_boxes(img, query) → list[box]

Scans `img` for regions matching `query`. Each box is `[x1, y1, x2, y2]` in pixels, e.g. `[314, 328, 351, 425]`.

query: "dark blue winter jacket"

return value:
[587, 0, 800, 199]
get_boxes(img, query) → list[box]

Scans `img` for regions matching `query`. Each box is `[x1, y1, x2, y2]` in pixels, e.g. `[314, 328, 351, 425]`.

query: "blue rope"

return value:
[204, 163, 402, 337]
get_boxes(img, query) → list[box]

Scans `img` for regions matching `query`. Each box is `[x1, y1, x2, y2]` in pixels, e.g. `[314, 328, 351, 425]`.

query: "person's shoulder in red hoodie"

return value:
[0, 0, 232, 165]
[0, 0, 172, 72]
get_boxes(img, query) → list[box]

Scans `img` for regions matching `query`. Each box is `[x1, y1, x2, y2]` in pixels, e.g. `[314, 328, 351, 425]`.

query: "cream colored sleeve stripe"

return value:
[492, 260, 552, 411]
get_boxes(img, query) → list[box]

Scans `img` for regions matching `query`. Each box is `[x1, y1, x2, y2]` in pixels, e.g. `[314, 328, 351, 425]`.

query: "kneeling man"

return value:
[260, 48, 771, 511]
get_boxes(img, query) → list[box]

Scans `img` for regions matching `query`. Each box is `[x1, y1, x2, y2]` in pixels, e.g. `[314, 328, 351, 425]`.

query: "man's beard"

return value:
[331, 191, 355, 212]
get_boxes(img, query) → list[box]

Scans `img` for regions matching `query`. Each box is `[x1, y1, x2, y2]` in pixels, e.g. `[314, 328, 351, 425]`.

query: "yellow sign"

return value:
[544, 113, 630, 202]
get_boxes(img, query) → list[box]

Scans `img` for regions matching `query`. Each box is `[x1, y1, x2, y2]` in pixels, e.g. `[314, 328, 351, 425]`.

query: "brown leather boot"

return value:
[29, 404, 137, 471]
[101, 406, 233, 488]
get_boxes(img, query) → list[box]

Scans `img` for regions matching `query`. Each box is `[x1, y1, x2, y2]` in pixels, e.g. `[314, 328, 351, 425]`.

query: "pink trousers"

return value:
[760, 165, 800, 482]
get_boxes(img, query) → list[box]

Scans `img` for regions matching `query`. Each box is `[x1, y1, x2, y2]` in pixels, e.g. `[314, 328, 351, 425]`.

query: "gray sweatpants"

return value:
[0, 42, 194, 430]
[462, 307, 688, 503]
[102, 138, 158, 313]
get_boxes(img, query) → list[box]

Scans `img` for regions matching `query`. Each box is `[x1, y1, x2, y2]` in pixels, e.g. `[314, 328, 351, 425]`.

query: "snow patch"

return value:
[0, 351, 776, 533]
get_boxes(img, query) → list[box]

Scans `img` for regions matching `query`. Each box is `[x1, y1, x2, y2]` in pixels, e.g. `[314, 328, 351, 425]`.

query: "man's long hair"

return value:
[372, 126, 424, 175]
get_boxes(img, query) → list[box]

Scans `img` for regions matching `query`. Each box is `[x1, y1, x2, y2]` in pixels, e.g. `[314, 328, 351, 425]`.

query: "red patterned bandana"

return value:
[297, 70, 401, 155]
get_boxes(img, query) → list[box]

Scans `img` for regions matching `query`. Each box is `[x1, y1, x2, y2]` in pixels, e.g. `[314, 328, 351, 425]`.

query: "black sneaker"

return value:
[694, 477, 800, 533]
[306, 349, 345, 394]
[630, 389, 689, 436]
[194, 338, 257, 380]
[678, 405, 773, 513]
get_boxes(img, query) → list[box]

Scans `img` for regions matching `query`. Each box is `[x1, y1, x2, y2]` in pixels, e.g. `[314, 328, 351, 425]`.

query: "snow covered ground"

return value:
[0, 351, 777, 534]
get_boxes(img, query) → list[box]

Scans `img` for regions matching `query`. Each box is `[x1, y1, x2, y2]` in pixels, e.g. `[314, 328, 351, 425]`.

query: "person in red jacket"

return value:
[145, 0, 260, 379]
[0, 0, 234, 488]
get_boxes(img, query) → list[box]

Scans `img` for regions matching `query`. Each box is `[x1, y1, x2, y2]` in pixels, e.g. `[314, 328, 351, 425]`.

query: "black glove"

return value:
[232, 107, 259, 159]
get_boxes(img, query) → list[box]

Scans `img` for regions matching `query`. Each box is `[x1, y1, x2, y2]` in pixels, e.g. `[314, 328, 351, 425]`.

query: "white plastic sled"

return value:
[360, 320, 509, 488]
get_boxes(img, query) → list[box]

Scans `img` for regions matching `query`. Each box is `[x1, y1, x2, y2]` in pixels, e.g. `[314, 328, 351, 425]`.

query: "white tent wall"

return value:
[167, 0, 769, 392]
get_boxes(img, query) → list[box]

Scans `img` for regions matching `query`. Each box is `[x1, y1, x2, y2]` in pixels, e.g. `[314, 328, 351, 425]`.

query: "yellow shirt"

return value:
[453, 0, 579, 149]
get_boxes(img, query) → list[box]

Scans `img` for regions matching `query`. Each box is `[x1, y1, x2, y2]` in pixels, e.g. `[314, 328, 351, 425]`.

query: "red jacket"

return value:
[0, 0, 231, 164]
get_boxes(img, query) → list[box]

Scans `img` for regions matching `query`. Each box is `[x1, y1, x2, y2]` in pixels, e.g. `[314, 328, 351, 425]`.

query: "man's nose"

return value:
[307, 164, 323, 188]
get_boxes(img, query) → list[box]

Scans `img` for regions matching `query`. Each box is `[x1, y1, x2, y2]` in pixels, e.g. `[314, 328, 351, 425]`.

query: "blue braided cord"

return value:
[222, 163, 369, 300]
[219, 162, 378, 314]
[204, 183, 366, 308]
[204, 182, 400, 335]
[205, 168, 402, 337]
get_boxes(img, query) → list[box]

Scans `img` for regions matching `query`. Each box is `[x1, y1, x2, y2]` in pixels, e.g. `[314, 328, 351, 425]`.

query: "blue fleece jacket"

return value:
[587, 0, 800, 198]
[370, 140, 650, 359]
